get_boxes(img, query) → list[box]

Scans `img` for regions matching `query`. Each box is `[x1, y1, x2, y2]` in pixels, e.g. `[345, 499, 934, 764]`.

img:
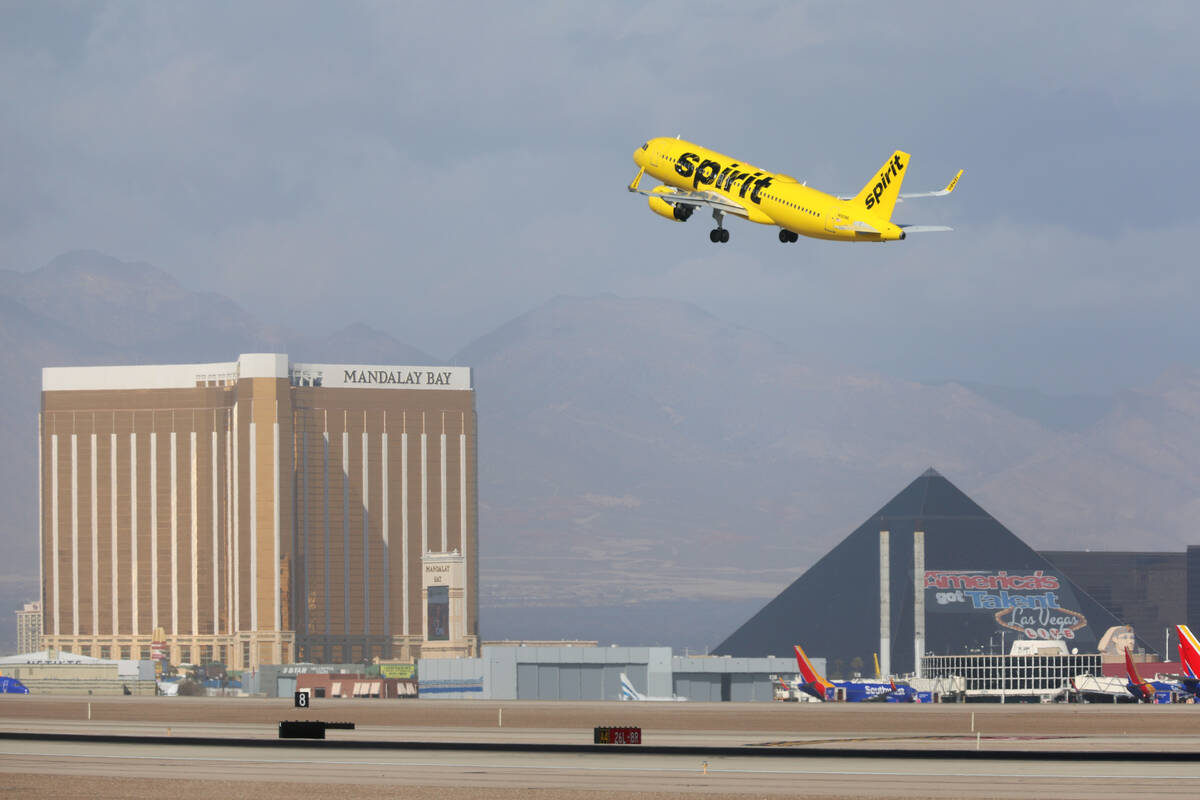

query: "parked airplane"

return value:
[618, 672, 687, 702]
[0, 676, 29, 694]
[1143, 624, 1200, 701]
[629, 137, 961, 244]
[792, 645, 931, 703]
[1073, 627, 1200, 704]
[1176, 624, 1200, 693]
[1124, 647, 1178, 704]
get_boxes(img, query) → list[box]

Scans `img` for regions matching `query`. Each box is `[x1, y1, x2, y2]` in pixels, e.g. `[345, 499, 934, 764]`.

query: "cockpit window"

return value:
[641, 143, 649, 151]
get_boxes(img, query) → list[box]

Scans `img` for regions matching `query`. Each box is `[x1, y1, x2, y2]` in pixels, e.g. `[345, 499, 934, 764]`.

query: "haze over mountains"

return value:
[2, 251, 1198, 652]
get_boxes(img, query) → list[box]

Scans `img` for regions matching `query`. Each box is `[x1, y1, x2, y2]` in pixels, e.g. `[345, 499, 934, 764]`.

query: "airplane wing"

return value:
[838, 169, 962, 202]
[628, 186, 750, 219]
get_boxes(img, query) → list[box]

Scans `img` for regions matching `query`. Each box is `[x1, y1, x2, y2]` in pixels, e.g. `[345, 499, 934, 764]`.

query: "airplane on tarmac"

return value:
[1072, 626, 1200, 703]
[1174, 624, 1200, 694]
[1143, 624, 1200, 700]
[628, 137, 962, 244]
[618, 672, 687, 702]
[1125, 647, 1180, 704]
[0, 676, 29, 694]
[792, 645, 932, 703]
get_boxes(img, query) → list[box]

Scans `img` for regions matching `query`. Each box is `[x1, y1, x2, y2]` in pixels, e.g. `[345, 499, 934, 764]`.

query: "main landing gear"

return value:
[778, 229, 799, 243]
[709, 209, 729, 243]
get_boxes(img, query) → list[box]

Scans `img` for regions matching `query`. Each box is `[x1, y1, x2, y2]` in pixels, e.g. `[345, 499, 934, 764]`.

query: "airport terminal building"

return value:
[39, 354, 478, 670]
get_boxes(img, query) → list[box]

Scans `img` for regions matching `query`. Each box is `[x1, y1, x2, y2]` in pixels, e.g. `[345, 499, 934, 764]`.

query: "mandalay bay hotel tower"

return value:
[39, 354, 478, 670]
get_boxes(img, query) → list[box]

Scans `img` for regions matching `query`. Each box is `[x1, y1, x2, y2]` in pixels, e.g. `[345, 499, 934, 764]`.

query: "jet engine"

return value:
[647, 186, 694, 222]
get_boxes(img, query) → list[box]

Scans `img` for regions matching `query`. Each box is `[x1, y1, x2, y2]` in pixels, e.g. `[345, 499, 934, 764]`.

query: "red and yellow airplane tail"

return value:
[794, 644, 833, 697]
[851, 151, 910, 223]
[1177, 625, 1200, 679]
[1125, 647, 1154, 700]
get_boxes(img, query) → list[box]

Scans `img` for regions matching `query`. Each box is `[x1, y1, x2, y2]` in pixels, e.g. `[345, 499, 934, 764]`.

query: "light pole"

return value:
[1000, 631, 1006, 705]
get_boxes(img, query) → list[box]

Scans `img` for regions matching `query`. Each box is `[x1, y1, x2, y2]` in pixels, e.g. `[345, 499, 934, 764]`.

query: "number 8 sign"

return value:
[295, 690, 310, 708]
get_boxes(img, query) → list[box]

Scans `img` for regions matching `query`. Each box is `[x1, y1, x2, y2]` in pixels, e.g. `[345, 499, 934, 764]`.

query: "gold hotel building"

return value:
[39, 354, 478, 670]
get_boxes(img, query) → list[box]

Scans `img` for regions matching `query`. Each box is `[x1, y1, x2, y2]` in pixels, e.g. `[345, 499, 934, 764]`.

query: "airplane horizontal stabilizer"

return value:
[897, 225, 953, 233]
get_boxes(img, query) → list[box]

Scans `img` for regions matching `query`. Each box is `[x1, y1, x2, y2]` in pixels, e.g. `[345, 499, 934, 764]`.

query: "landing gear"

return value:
[778, 230, 798, 243]
[709, 209, 729, 243]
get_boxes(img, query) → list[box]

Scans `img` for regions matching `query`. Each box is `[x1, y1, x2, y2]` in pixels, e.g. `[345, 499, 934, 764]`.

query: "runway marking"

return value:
[759, 734, 1087, 746]
[4, 750, 1199, 780]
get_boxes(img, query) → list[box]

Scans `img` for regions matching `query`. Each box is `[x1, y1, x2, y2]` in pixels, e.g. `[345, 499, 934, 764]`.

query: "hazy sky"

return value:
[2, 1, 1197, 394]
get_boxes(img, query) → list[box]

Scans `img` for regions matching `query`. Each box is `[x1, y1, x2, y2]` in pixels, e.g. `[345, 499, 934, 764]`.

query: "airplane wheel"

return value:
[720, 229, 729, 243]
[788, 231, 798, 243]
[709, 229, 720, 243]
[779, 230, 789, 243]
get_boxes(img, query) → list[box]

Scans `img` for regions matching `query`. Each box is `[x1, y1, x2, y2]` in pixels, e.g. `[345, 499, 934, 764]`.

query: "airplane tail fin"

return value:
[1124, 646, 1156, 700]
[851, 151, 910, 222]
[794, 644, 832, 698]
[618, 672, 643, 701]
[1177, 625, 1200, 678]
[1124, 647, 1143, 684]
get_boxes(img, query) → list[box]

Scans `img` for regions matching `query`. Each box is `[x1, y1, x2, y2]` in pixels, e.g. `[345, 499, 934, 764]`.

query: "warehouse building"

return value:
[39, 354, 478, 670]
[416, 646, 806, 701]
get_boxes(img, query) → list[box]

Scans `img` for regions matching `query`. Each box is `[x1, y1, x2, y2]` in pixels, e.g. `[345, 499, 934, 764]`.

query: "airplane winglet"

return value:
[943, 169, 963, 194]
[627, 167, 645, 193]
[895, 169, 964, 201]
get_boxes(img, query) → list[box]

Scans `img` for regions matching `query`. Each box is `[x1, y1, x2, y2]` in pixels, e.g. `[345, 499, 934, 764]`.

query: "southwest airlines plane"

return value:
[792, 645, 931, 702]
[629, 137, 961, 243]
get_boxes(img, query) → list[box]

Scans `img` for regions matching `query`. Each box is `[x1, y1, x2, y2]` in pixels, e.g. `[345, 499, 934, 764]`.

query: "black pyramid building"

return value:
[714, 468, 1143, 677]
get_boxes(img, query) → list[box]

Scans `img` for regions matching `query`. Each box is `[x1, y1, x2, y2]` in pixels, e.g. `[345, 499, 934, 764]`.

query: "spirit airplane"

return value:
[629, 138, 961, 243]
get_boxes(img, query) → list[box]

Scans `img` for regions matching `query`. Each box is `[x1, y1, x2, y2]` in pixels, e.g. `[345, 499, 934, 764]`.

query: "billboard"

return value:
[379, 664, 416, 679]
[926, 569, 1088, 642]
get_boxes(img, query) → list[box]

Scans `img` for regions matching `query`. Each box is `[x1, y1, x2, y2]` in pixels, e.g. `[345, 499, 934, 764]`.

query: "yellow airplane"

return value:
[629, 137, 961, 243]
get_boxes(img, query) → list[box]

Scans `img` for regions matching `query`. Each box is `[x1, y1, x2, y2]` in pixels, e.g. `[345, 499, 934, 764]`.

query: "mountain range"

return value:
[1, 250, 1197, 653]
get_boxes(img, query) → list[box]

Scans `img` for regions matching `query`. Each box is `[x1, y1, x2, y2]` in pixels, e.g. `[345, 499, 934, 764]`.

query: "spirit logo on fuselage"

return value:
[675, 152, 773, 203]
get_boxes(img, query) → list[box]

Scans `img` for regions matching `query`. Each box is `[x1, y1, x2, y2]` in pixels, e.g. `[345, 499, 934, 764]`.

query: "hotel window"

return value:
[427, 586, 450, 641]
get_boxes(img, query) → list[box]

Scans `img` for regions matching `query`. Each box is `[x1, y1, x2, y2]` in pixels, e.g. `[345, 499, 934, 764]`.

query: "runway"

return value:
[2, 697, 1198, 798]
[4, 738, 1200, 799]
